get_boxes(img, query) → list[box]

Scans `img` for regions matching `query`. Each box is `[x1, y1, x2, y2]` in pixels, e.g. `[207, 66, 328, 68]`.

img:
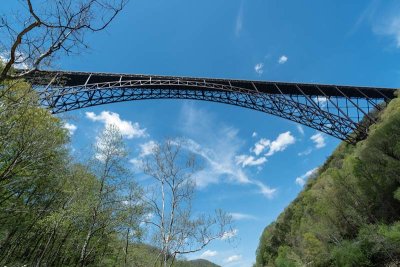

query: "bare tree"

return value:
[141, 140, 233, 267]
[0, 0, 127, 81]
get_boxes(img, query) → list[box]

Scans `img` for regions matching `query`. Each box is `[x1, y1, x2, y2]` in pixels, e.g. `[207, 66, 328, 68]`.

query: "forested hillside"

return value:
[0, 77, 221, 265]
[255, 93, 400, 266]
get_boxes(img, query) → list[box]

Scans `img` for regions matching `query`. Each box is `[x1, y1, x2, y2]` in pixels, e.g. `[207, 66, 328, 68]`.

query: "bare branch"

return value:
[0, 0, 128, 82]
[140, 139, 232, 266]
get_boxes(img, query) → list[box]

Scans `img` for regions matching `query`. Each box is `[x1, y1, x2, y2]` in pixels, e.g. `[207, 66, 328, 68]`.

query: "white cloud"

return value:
[313, 96, 328, 107]
[63, 123, 77, 135]
[130, 140, 158, 170]
[180, 138, 251, 187]
[250, 132, 295, 158]
[252, 138, 270, 156]
[139, 140, 157, 157]
[229, 212, 256, 221]
[254, 63, 264, 75]
[221, 229, 238, 240]
[0, 51, 29, 69]
[235, 155, 267, 168]
[252, 132, 257, 138]
[297, 125, 304, 136]
[265, 131, 296, 156]
[181, 137, 276, 198]
[86, 111, 147, 139]
[180, 128, 293, 198]
[310, 132, 326, 149]
[278, 55, 288, 64]
[295, 177, 306, 186]
[295, 168, 318, 186]
[177, 103, 277, 198]
[225, 254, 242, 263]
[200, 250, 218, 258]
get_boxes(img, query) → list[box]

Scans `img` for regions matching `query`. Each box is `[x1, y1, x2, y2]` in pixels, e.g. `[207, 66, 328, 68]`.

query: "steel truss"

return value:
[23, 70, 397, 143]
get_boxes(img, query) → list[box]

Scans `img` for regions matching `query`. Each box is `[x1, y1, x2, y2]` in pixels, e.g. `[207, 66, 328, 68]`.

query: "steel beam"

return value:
[22, 70, 398, 143]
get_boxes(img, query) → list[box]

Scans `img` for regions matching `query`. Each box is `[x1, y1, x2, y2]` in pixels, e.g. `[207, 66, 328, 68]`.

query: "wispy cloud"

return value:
[278, 55, 288, 64]
[349, 0, 380, 35]
[179, 137, 249, 186]
[310, 132, 326, 149]
[253, 180, 276, 198]
[63, 123, 77, 135]
[180, 138, 276, 198]
[178, 103, 277, 198]
[355, 1, 400, 48]
[295, 167, 318, 186]
[86, 111, 147, 139]
[130, 140, 158, 170]
[229, 212, 257, 221]
[252, 132, 257, 138]
[225, 254, 242, 263]
[254, 63, 264, 75]
[221, 229, 238, 240]
[374, 15, 400, 47]
[235, 155, 267, 168]
[200, 250, 218, 258]
[297, 125, 304, 136]
[298, 147, 312, 156]
[235, 2, 244, 37]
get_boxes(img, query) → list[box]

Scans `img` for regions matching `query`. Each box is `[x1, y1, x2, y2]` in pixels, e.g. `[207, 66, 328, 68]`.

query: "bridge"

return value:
[23, 70, 397, 144]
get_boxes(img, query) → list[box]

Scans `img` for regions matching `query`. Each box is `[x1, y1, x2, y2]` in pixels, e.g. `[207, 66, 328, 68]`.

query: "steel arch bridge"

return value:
[23, 70, 397, 144]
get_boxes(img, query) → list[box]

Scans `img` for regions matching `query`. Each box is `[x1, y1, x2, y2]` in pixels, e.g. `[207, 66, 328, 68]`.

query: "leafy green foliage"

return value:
[0, 80, 220, 266]
[255, 94, 400, 267]
[331, 240, 369, 267]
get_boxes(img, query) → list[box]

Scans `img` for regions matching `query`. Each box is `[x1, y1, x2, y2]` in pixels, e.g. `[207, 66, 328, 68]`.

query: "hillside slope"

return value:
[175, 259, 221, 267]
[255, 93, 400, 267]
[129, 244, 220, 267]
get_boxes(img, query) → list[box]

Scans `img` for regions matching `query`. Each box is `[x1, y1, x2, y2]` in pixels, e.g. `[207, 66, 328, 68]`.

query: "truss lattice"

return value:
[23, 70, 397, 143]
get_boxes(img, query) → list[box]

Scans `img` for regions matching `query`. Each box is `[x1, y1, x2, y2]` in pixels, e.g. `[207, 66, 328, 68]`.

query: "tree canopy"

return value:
[255, 93, 400, 267]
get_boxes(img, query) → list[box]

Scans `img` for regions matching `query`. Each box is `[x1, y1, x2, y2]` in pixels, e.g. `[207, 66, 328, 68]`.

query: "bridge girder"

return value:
[23, 70, 397, 143]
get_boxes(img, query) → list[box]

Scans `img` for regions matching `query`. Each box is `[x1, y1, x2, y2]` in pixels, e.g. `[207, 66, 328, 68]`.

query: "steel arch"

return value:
[23, 70, 398, 143]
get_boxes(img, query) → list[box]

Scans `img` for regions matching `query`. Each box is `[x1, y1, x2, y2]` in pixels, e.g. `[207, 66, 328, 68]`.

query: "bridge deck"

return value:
[24, 70, 396, 100]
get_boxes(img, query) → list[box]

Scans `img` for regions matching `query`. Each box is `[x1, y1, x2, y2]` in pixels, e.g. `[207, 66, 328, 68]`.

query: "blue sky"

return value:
[3, 0, 400, 266]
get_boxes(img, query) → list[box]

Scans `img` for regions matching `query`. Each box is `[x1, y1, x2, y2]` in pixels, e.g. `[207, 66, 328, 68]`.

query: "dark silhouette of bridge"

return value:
[24, 70, 397, 143]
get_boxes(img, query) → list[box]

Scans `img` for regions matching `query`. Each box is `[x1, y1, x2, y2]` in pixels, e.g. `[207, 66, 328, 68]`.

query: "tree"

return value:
[254, 95, 400, 267]
[120, 179, 147, 267]
[0, 0, 127, 81]
[78, 125, 140, 266]
[141, 139, 233, 267]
